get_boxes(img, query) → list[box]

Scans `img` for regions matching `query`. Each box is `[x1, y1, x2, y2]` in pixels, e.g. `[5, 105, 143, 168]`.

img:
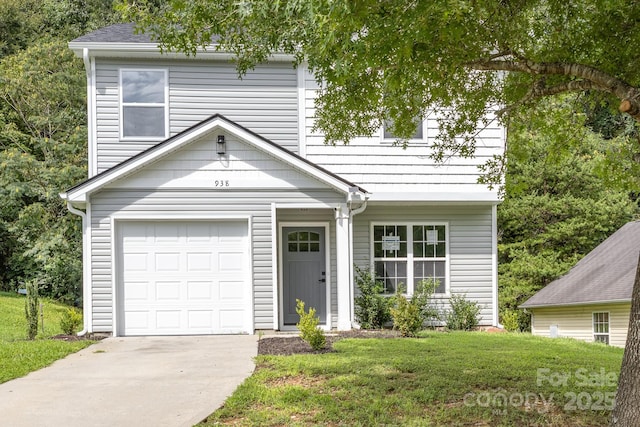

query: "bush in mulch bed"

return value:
[258, 329, 401, 356]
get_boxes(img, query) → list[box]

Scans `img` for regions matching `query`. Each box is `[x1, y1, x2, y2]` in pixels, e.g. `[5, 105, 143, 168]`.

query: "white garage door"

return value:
[117, 221, 251, 335]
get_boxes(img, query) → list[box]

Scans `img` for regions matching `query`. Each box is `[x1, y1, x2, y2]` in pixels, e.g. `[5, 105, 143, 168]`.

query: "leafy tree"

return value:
[499, 98, 638, 330]
[120, 1, 640, 423]
[0, 40, 87, 303]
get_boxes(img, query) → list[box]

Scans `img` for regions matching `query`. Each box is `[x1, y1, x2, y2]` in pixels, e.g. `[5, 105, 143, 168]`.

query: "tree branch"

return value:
[468, 58, 640, 121]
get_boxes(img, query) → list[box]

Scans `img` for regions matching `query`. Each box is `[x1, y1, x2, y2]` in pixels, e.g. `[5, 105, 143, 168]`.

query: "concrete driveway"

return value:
[0, 335, 258, 427]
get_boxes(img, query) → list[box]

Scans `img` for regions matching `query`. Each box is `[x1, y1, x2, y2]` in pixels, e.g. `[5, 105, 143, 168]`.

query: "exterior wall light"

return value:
[217, 134, 226, 155]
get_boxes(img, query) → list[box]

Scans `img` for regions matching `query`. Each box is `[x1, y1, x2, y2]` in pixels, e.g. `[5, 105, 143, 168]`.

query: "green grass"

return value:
[0, 291, 94, 383]
[201, 332, 623, 426]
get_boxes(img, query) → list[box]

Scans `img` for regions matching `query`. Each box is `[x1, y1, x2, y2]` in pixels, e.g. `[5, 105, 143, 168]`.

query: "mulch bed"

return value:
[258, 329, 401, 356]
[50, 333, 107, 342]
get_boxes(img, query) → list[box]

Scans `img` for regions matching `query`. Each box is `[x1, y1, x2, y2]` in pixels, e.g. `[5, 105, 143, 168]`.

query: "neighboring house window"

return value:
[372, 223, 447, 295]
[382, 119, 424, 141]
[120, 69, 168, 139]
[593, 312, 610, 345]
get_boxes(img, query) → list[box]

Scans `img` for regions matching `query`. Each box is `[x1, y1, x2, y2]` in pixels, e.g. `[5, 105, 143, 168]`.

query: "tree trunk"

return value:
[610, 254, 640, 426]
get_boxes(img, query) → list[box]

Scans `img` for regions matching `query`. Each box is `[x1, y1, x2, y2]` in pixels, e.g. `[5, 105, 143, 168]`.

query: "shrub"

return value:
[500, 309, 520, 332]
[295, 299, 326, 350]
[445, 293, 482, 331]
[390, 294, 423, 337]
[390, 279, 441, 337]
[25, 279, 40, 340]
[60, 307, 82, 335]
[354, 266, 391, 329]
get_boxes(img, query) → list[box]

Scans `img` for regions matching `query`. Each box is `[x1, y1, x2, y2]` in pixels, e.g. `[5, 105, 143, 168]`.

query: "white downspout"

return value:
[66, 201, 91, 336]
[347, 190, 369, 327]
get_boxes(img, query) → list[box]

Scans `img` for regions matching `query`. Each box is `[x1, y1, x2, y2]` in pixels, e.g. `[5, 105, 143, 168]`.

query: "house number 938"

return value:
[214, 180, 230, 187]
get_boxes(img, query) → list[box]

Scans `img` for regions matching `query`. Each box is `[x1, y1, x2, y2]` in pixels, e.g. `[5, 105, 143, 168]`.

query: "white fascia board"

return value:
[69, 42, 296, 62]
[65, 116, 357, 201]
[367, 192, 501, 204]
[520, 299, 632, 309]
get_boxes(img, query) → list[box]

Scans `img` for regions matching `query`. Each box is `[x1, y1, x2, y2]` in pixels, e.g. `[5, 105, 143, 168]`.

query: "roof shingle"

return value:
[71, 23, 155, 44]
[521, 221, 640, 308]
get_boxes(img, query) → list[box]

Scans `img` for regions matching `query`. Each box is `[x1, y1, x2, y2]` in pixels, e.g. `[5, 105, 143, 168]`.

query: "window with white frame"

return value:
[372, 224, 447, 295]
[593, 312, 610, 345]
[120, 69, 167, 139]
[382, 119, 424, 141]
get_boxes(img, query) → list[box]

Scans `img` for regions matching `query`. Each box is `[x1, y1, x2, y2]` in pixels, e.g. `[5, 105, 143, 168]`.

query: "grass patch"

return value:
[0, 291, 94, 384]
[200, 332, 623, 426]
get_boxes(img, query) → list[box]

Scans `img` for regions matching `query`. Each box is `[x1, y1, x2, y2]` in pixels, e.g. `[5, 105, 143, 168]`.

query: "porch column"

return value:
[335, 204, 351, 330]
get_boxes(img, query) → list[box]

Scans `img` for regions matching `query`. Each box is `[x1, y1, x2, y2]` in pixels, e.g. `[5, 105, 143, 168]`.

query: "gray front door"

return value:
[283, 227, 326, 325]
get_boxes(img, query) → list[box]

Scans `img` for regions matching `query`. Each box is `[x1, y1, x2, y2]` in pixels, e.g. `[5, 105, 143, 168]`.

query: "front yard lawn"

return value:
[201, 331, 623, 426]
[0, 291, 94, 384]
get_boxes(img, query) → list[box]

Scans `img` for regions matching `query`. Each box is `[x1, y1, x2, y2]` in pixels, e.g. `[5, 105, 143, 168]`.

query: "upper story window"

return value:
[382, 119, 424, 141]
[120, 69, 168, 139]
[372, 223, 448, 295]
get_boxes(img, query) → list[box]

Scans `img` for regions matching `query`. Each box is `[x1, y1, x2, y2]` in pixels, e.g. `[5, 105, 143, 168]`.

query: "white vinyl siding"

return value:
[300, 66, 504, 196]
[90, 189, 343, 333]
[530, 303, 631, 348]
[354, 204, 495, 325]
[94, 59, 298, 174]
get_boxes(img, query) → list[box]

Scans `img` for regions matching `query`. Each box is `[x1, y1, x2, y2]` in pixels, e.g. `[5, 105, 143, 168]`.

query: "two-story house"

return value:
[61, 24, 504, 336]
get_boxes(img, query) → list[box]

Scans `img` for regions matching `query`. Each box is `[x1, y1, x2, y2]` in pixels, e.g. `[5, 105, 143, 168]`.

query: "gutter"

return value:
[65, 200, 91, 336]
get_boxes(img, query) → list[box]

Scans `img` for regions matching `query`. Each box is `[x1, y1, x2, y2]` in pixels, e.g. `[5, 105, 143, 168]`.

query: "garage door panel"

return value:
[187, 252, 214, 271]
[188, 310, 213, 328]
[219, 252, 245, 271]
[219, 281, 245, 300]
[119, 221, 250, 335]
[187, 281, 214, 300]
[156, 281, 181, 300]
[155, 252, 181, 271]
[220, 310, 245, 329]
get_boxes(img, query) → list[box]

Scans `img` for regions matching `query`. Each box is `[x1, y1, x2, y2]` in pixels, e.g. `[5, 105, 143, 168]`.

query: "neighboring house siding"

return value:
[89, 189, 344, 332]
[301, 68, 504, 194]
[94, 59, 298, 173]
[277, 209, 338, 328]
[352, 204, 495, 324]
[531, 303, 631, 348]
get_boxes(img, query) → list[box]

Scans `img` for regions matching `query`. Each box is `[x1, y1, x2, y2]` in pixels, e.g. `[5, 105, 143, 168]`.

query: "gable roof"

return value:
[61, 114, 366, 204]
[68, 23, 293, 61]
[71, 23, 155, 44]
[521, 221, 640, 309]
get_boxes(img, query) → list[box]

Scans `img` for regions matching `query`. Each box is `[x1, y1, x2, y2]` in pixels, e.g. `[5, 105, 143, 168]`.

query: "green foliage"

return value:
[353, 266, 391, 329]
[122, 1, 640, 157]
[0, 40, 87, 303]
[24, 280, 40, 340]
[497, 98, 639, 330]
[0, 0, 120, 302]
[500, 309, 520, 333]
[59, 307, 82, 335]
[295, 299, 326, 351]
[390, 279, 441, 337]
[390, 294, 422, 338]
[444, 294, 481, 331]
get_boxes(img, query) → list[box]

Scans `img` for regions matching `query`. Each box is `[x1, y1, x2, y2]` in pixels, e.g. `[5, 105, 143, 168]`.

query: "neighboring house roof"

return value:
[61, 114, 367, 204]
[521, 221, 640, 309]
